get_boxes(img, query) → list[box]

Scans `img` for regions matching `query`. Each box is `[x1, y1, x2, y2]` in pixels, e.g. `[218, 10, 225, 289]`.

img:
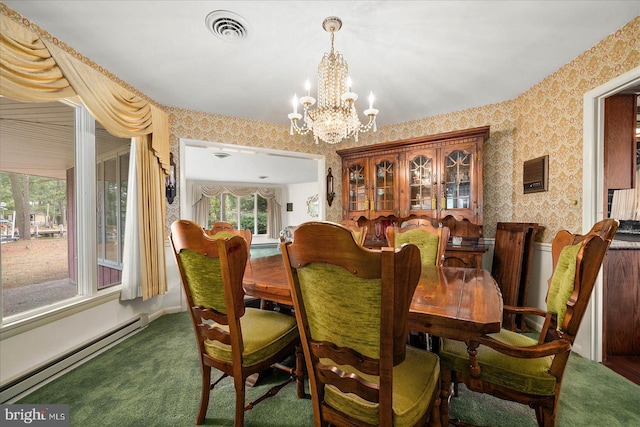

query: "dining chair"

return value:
[281, 221, 441, 427]
[386, 218, 450, 267]
[207, 221, 253, 260]
[438, 218, 619, 427]
[170, 219, 303, 426]
[339, 219, 368, 245]
[491, 222, 539, 330]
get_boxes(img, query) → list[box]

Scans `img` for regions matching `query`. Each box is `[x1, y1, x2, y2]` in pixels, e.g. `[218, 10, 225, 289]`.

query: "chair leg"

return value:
[534, 402, 557, 427]
[295, 344, 305, 398]
[234, 376, 246, 427]
[439, 368, 453, 427]
[196, 365, 211, 425]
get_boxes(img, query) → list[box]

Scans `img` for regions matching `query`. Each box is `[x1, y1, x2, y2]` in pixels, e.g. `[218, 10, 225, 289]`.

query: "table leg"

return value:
[466, 340, 483, 392]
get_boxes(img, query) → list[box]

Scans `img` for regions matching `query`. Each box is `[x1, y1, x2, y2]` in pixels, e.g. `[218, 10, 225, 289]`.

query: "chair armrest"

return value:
[471, 335, 572, 359]
[502, 305, 547, 317]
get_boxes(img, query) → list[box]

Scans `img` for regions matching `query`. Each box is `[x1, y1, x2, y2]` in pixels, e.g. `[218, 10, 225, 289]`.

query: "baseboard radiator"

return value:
[0, 314, 149, 403]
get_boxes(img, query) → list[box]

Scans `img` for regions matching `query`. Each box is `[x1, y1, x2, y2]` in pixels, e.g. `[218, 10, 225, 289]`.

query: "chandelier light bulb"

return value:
[292, 94, 298, 115]
[347, 77, 352, 91]
[305, 80, 311, 96]
[369, 92, 374, 109]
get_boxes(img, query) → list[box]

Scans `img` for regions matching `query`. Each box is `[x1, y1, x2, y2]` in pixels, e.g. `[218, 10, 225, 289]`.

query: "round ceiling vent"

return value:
[205, 10, 250, 43]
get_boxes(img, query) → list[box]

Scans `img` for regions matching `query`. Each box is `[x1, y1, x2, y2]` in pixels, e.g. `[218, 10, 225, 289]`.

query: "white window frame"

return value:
[96, 146, 129, 270]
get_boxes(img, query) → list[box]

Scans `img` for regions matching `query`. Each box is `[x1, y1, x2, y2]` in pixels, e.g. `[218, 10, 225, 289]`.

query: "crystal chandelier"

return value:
[288, 17, 378, 145]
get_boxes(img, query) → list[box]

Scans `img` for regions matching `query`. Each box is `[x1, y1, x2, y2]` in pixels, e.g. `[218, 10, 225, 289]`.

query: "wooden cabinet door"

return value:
[604, 94, 637, 190]
[369, 153, 399, 218]
[439, 143, 480, 223]
[402, 148, 439, 219]
[342, 158, 369, 220]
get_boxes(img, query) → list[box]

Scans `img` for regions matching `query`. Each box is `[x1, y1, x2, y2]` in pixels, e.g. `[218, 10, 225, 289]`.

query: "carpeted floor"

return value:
[18, 312, 640, 426]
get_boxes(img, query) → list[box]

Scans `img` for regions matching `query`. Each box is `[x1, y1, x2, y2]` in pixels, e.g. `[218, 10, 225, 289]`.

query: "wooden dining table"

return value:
[243, 253, 503, 424]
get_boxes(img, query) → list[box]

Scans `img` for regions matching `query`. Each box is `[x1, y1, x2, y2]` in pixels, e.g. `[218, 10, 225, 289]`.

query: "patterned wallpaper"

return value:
[168, 17, 638, 242]
[3, 4, 637, 242]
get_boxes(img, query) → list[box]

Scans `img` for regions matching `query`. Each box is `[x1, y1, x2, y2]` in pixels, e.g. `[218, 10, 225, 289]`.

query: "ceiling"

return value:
[2, 1, 639, 184]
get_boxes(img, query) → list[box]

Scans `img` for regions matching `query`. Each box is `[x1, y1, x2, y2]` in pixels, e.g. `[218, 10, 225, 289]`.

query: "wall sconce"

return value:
[166, 152, 176, 204]
[326, 167, 336, 206]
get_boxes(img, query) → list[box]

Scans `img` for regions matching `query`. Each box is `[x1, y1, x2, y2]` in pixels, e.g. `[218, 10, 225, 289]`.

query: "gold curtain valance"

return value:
[0, 12, 169, 174]
[1, 9, 168, 299]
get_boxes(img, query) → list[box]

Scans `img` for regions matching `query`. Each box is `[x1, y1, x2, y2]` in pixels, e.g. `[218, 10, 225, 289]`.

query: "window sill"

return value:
[0, 286, 122, 340]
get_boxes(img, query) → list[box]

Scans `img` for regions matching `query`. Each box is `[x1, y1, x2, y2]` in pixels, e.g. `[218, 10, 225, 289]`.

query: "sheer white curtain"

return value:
[121, 140, 141, 300]
[192, 185, 282, 238]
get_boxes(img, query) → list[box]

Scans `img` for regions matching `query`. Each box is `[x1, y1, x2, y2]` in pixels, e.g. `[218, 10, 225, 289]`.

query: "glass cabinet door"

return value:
[345, 160, 368, 216]
[443, 148, 472, 210]
[370, 154, 398, 217]
[407, 151, 437, 215]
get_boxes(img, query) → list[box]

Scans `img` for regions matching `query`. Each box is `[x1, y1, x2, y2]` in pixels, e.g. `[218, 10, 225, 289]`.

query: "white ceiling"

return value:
[2, 1, 639, 184]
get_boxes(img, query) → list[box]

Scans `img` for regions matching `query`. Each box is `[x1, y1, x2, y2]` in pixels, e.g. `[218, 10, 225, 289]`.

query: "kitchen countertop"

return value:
[610, 239, 640, 249]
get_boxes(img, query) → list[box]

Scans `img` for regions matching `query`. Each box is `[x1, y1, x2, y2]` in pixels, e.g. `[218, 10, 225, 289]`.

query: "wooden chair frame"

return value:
[281, 221, 440, 427]
[441, 218, 619, 427]
[339, 219, 368, 246]
[170, 220, 303, 426]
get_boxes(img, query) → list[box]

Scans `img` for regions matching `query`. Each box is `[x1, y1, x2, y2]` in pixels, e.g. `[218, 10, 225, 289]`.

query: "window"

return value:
[0, 98, 129, 321]
[209, 193, 268, 235]
[96, 144, 130, 289]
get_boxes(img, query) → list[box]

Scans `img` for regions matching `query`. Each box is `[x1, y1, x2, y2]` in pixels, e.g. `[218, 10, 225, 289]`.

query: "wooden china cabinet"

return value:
[338, 126, 490, 267]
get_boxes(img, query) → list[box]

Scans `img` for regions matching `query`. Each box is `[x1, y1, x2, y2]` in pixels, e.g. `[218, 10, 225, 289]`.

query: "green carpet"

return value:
[18, 312, 640, 426]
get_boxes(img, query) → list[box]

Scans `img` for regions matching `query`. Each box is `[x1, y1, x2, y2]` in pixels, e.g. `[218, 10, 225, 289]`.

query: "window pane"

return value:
[96, 123, 129, 289]
[222, 194, 238, 228]
[104, 158, 118, 263]
[96, 161, 104, 260]
[209, 195, 221, 227]
[257, 196, 268, 234]
[0, 99, 77, 317]
[119, 153, 129, 261]
[240, 195, 254, 232]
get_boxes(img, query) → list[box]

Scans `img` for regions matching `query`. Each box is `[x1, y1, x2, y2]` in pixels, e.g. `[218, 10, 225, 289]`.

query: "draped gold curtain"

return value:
[0, 12, 168, 299]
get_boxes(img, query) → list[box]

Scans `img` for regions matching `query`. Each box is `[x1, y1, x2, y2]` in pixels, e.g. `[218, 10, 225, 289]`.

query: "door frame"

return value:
[582, 66, 640, 362]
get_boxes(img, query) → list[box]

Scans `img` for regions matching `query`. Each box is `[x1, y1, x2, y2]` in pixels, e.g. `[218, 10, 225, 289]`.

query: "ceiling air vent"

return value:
[205, 10, 250, 43]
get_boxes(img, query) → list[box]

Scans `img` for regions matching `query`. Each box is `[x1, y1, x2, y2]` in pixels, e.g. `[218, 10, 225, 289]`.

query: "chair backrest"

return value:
[541, 218, 619, 345]
[281, 221, 422, 426]
[338, 219, 368, 245]
[386, 218, 450, 266]
[207, 221, 252, 259]
[491, 222, 539, 330]
[170, 220, 249, 358]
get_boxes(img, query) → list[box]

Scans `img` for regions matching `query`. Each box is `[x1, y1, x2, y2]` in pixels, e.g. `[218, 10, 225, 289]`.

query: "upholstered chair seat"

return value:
[323, 346, 440, 426]
[204, 307, 299, 367]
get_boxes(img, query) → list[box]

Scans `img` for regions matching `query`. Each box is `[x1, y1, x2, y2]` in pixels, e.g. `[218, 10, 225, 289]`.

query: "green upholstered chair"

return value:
[170, 220, 303, 426]
[438, 218, 619, 427]
[385, 219, 449, 267]
[207, 221, 253, 260]
[339, 219, 368, 246]
[281, 221, 441, 427]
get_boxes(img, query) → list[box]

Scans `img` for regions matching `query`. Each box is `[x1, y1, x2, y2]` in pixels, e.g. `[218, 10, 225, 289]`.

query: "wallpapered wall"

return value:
[5, 4, 635, 244]
[167, 17, 638, 242]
